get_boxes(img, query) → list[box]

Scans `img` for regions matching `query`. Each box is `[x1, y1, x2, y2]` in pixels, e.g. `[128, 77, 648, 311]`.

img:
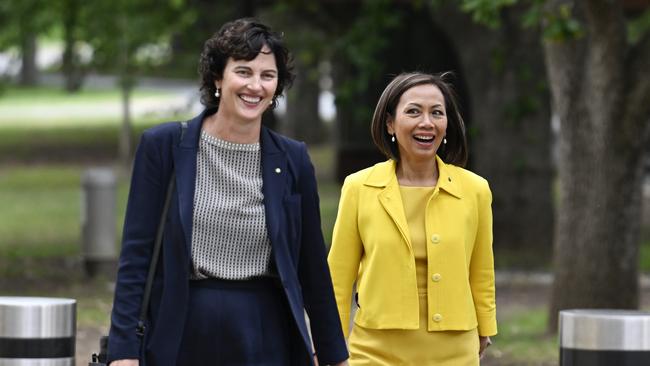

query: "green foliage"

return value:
[459, 0, 517, 28]
[82, 0, 191, 86]
[0, 0, 53, 49]
[542, 3, 584, 41]
[263, 2, 330, 80]
[334, 0, 402, 126]
[521, 0, 545, 29]
[628, 8, 650, 45]
[336, 0, 401, 83]
[458, 0, 584, 42]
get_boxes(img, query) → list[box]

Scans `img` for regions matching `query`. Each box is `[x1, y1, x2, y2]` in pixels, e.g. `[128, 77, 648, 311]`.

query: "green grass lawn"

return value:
[0, 83, 191, 162]
[0, 163, 340, 259]
[0, 85, 171, 103]
[0, 165, 129, 258]
[489, 308, 557, 365]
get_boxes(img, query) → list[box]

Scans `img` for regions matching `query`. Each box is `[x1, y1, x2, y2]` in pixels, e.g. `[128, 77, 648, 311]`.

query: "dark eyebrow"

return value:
[404, 102, 444, 109]
[404, 102, 422, 108]
[232, 65, 277, 74]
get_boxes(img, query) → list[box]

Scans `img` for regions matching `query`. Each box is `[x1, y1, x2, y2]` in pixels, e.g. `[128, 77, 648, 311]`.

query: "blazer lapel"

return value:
[172, 111, 207, 257]
[260, 127, 287, 249]
[366, 161, 413, 251]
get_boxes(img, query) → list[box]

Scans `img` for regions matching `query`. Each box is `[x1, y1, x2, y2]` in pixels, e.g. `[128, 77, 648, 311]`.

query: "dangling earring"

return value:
[214, 88, 220, 98]
[269, 99, 273, 105]
[443, 137, 447, 145]
[391, 135, 396, 143]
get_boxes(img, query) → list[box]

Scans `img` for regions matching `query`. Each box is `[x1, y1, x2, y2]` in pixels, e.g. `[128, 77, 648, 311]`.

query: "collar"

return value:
[180, 108, 282, 154]
[364, 155, 462, 199]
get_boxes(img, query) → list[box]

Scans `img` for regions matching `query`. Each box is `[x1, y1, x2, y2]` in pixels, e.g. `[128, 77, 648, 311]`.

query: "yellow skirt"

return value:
[348, 294, 479, 366]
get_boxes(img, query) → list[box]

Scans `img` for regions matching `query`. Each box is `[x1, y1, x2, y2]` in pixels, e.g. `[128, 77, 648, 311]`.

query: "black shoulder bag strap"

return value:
[136, 121, 188, 337]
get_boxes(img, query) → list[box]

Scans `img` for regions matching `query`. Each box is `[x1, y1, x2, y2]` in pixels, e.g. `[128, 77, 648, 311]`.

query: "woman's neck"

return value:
[202, 110, 261, 144]
[396, 158, 439, 187]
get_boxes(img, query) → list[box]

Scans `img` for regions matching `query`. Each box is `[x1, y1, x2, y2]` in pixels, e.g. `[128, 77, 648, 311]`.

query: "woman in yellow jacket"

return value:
[328, 72, 496, 365]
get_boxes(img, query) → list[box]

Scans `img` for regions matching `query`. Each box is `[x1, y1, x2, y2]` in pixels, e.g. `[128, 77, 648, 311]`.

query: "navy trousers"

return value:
[176, 277, 301, 365]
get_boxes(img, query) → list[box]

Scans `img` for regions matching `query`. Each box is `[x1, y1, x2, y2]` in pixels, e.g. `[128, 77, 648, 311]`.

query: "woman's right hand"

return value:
[109, 359, 138, 366]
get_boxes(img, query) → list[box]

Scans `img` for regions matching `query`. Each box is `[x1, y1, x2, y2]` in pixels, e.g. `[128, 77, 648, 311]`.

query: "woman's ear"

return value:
[386, 116, 394, 135]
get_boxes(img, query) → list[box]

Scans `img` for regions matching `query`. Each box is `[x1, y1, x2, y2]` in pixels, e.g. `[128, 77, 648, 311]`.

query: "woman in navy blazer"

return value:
[107, 18, 348, 366]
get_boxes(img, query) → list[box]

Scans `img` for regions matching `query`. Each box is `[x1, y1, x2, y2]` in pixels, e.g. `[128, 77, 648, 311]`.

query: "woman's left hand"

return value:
[479, 336, 492, 359]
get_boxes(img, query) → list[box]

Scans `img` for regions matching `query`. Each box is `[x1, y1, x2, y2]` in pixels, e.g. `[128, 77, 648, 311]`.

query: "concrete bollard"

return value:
[0, 297, 76, 366]
[559, 309, 650, 365]
[81, 168, 117, 277]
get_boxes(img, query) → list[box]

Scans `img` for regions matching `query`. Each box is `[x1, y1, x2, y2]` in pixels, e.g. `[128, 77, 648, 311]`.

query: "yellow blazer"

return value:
[328, 156, 497, 338]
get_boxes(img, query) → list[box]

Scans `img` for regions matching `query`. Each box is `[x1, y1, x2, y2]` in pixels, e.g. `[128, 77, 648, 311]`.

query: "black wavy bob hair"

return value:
[198, 18, 295, 109]
[371, 72, 468, 167]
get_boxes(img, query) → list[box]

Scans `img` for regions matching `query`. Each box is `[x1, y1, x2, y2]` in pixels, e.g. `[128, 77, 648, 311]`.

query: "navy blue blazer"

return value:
[107, 109, 348, 365]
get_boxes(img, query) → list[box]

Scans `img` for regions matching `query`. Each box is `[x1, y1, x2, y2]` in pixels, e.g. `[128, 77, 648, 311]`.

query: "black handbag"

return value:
[89, 121, 187, 365]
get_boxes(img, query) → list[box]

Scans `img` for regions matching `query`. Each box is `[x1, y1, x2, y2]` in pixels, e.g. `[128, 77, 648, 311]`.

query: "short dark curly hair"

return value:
[198, 18, 295, 109]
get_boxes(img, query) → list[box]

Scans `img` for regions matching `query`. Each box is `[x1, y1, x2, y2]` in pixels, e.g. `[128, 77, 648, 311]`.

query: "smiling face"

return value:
[387, 83, 448, 166]
[215, 46, 278, 125]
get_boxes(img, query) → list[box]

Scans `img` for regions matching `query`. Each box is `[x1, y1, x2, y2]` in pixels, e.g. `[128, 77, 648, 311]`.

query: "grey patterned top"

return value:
[190, 130, 272, 280]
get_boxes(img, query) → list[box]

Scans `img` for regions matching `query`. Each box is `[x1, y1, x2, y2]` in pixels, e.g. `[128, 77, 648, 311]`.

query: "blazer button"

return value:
[432, 273, 442, 282]
[433, 313, 443, 322]
[431, 234, 440, 244]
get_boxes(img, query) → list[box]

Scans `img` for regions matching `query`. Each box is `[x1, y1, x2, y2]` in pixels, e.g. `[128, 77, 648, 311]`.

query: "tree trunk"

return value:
[285, 59, 325, 143]
[119, 81, 133, 169]
[547, 0, 650, 331]
[62, 0, 84, 92]
[118, 12, 133, 171]
[19, 33, 38, 86]
[434, 3, 553, 267]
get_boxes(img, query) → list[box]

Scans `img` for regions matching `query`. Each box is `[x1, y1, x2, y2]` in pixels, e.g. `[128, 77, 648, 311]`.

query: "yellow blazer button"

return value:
[432, 273, 442, 282]
[431, 234, 440, 244]
[433, 313, 443, 322]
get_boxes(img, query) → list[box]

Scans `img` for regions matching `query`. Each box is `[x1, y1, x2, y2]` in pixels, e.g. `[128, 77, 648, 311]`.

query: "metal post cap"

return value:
[82, 168, 116, 188]
[0, 297, 76, 338]
[560, 309, 650, 351]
